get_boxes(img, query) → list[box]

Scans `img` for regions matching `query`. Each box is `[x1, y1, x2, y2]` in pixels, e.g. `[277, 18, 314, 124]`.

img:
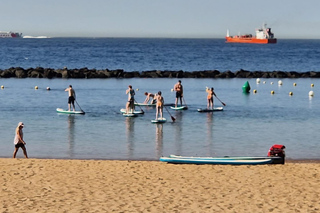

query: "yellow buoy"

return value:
[293, 83, 297, 86]
[35, 86, 38, 90]
[271, 90, 275, 94]
[1, 85, 4, 89]
[311, 84, 314, 87]
[253, 89, 257, 93]
[289, 92, 293, 96]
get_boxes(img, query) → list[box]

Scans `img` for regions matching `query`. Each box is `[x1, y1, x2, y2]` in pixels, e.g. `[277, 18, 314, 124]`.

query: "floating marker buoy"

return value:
[256, 78, 260, 84]
[270, 82, 274, 85]
[309, 91, 314, 97]
[136, 88, 139, 91]
[1, 85, 4, 89]
[289, 92, 293, 96]
[253, 89, 257, 93]
[46, 87, 51, 90]
[242, 81, 251, 93]
[293, 83, 297, 86]
[171, 88, 174, 92]
[263, 81, 266, 84]
[271, 90, 275, 94]
[35, 86, 38, 90]
[278, 80, 283, 86]
[311, 84, 314, 87]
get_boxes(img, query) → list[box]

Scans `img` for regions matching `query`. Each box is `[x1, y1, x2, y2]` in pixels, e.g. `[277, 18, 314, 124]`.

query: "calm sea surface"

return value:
[0, 38, 320, 160]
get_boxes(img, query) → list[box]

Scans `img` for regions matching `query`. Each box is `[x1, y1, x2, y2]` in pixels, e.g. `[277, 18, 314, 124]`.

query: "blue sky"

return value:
[1, 0, 319, 38]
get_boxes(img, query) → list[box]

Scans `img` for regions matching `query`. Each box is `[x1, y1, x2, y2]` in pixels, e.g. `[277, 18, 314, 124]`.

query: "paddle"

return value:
[134, 99, 144, 114]
[182, 97, 188, 108]
[164, 106, 176, 122]
[215, 96, 226, 106]
[75, 100, 85, 112]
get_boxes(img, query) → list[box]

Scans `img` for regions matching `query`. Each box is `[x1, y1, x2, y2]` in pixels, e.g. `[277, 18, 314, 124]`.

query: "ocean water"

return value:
[0, 38, 320, 160]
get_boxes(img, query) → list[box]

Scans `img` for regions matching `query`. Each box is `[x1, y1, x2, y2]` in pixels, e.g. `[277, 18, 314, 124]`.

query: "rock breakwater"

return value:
[1, 67, 320, 78]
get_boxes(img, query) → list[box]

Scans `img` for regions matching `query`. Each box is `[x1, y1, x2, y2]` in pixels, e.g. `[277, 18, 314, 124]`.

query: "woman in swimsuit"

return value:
[155, 91, 164, 120]
[207, 87, 216, 110]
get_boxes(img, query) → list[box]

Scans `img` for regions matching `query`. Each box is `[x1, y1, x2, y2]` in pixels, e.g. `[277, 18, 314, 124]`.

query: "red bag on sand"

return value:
[268, 144, 285, 157]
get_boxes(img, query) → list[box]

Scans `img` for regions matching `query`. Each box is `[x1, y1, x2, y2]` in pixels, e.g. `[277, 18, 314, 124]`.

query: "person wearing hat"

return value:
[65, 85, 76, 111]
[13, 122, 28, 158]
[155, 91, 164, 120]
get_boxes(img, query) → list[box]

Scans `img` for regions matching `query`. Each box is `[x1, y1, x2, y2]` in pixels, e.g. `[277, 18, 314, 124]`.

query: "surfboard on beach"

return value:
[197, 107, 223, 112]
[120, 108, 144, 114]
[56, 108, 85, 114]
[151, 117, 167, 123]
[170, 106, 188, 110]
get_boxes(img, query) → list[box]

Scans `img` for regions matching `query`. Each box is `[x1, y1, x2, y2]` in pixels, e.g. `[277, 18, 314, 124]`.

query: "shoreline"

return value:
[1, 67, 320, 79]
[1, 158, 320, 212]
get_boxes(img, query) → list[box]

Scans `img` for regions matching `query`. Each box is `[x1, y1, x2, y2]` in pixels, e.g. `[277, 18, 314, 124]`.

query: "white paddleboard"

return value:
[123, 113, 137, 117]
[151, 118, 167, 123]
[56, 108, 85, 114]
[120, 108, 144, 114]
[197, 107, 223, 112]
[170, 106, 188, 110]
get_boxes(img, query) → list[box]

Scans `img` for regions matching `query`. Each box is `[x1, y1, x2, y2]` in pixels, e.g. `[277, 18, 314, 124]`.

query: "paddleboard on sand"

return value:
[123, 113, 137, 117]
[56, 108, 85, 114]
[197, 107, 223, 112]
[170, 106, 188, 110]
[151, 118, 167, 123]
[120, 108, 144, 114]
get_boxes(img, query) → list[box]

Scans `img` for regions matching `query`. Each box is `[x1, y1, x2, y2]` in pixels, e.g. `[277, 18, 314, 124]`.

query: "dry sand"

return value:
[1, 158, 319, 213]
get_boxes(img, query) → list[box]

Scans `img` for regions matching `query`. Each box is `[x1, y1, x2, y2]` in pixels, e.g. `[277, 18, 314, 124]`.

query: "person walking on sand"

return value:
[126, 85, 135, 113]
[174, 80, 183, 107]
[13, 122, 28, 158]
[155, 91, 164, 120]
[65, 85, 76, 111]
[143, 92, 156, 104]
[207, 87, 217, 110]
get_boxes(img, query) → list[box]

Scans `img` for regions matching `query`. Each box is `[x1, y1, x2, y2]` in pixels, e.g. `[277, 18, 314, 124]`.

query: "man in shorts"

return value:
[65, 85, 76, 111]
[174, 80, 183, 107]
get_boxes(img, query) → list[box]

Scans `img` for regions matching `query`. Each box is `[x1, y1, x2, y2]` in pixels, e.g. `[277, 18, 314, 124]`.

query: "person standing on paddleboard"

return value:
[174, 80, 183, 107]
[65, 85, 76, 111]
[126, 85, 135, 114]
[207, 87, 216, 110]
[155, 91, 164, 120]
[13, 122, 28, 158]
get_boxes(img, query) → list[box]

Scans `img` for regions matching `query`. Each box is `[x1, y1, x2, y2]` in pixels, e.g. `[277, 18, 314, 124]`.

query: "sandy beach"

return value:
[1, 158, 319, 213]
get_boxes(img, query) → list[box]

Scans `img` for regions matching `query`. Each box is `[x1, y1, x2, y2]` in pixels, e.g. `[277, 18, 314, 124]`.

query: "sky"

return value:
[1, 0, 320, 39]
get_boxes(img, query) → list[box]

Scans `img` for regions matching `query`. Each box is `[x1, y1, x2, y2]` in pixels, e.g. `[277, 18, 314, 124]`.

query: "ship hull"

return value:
[226, 37, 277, 44]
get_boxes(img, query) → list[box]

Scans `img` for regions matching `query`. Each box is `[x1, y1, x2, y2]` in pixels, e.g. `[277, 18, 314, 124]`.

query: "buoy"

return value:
[136, 88, 139, 91]
[311, 84, 314, 87]
[256, 78, 260, 84]
[293, 83, 297, 86]
[270, 82, 274, 85]
[278, 80, 283, 86]
[271, 91, 275, 95]
[309, 91, 314, 97]
[289, 92, 293, 96]
[253, 89, 257, 93]
[242, 81, 251, 93]
[1, 85, 4, 89]
[263, 81, 266, 84]
[171, 88, 174, 92]
[46, 87, 51, 90]
[35, 86, 38, 90]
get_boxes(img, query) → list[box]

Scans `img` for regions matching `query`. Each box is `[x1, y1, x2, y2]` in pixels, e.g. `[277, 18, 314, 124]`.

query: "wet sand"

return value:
[1, 158, 319, 212]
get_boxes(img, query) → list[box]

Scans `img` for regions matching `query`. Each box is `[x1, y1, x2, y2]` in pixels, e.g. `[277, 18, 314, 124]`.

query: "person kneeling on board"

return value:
[143, 92, 156, 104]
[155, 91, 164, 120]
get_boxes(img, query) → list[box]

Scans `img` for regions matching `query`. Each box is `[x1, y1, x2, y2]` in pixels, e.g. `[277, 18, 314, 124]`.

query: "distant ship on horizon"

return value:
[225, 24, 277, 44]
[0, 31, 22, 38]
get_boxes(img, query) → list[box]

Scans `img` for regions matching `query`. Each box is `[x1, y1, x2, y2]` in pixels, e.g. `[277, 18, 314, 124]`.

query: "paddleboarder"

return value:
[155, 91, 164, 120]
[65, 85, 76, 111]
[13, 122, 28, 158]
[143, 92, 156, 104]
[206, 87, 217, 110]
[126, 85, 135, 114]
[174, 80, 183, 107]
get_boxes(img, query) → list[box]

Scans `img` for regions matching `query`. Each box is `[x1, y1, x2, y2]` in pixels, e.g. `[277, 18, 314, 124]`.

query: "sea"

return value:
[1, 38, 320, 160]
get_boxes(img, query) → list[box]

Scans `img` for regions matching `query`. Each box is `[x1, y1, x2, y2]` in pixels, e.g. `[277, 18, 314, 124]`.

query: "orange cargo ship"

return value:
[226, 24, 277, 44]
